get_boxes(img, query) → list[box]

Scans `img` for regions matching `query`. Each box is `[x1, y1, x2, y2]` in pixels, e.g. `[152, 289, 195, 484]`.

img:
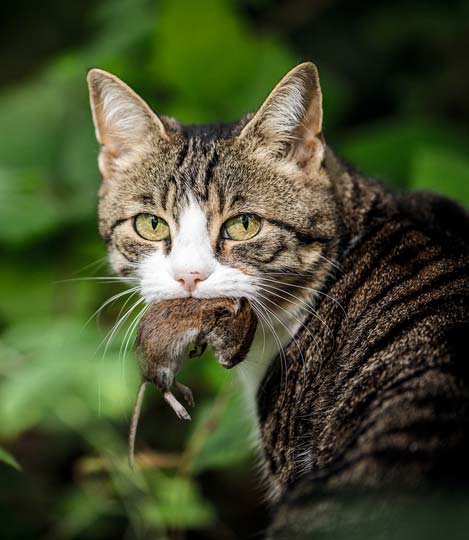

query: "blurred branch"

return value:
[76, 450, 182, 476]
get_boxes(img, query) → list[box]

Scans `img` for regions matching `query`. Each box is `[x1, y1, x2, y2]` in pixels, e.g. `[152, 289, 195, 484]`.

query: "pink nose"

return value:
[176, 271, 207, 293]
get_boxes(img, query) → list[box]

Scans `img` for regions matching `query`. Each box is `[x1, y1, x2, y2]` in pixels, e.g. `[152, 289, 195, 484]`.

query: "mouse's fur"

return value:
[129, 297, 257, 467]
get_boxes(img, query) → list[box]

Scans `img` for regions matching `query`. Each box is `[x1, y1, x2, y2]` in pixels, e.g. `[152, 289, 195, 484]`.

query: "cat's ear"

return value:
[87, 68, 169, 177]
[239, 62, 324, 170]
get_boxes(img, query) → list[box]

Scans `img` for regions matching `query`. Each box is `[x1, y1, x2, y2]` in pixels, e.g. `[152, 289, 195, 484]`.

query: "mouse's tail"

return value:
[128, 380, 147, 470]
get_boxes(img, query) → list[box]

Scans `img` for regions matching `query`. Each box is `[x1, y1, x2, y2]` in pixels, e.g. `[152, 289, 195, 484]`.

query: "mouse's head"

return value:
[204, 298, 258, 368]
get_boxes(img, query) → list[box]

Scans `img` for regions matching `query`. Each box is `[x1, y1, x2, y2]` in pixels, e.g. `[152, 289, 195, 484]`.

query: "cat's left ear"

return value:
[87, 68, 169, 177]
[239, 62, 324, 171]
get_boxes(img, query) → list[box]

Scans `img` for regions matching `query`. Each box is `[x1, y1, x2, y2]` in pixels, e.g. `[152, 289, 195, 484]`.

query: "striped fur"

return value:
[87, 64, 469, 537]
[261, 166, 469, 537]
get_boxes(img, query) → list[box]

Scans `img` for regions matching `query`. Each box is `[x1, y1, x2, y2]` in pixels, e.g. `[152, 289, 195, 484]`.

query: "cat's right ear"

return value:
[87, 69, 169, 178]
[238, 62, 324, 173]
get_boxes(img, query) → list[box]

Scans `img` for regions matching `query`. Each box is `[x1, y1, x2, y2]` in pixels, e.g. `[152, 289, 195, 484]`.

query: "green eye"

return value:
[134, 214, 170, 241]
[223, 214, 261, 241]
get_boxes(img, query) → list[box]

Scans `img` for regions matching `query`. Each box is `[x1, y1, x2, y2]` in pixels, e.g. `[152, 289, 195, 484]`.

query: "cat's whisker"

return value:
[257, 287, 332, 371]
[247, 295, 267, 360]
[255, 290, 324, 380]
[96, 294, 144, 417]
[255, 281, 334, 338]
[315, 251, 342, 272]
[253, 296, 309, 400]
[262, 269, 319, 277]
[84, 286, 141, 330]
[56, 276, 139, 284]
[250, 299, 289, 402]
[120, 303, 151, 379]
[116, 301, 148, 413]
[112, 290, 142, 330]
[251, 298, 291, 408]
[98, 296, 145, 357]
[258, 311, 267, 360]
[258, 276, 346, 315]
[67, 256, 109, 277]
[256, 290, 317, 344]
[250, 301, 284, 392]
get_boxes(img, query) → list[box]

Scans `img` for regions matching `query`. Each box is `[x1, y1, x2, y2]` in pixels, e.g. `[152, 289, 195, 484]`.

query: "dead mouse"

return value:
[128, 297, 257, 467]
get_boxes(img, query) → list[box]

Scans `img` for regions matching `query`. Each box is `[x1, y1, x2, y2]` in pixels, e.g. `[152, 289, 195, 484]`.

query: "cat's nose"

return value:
[176, 271, 208, 293]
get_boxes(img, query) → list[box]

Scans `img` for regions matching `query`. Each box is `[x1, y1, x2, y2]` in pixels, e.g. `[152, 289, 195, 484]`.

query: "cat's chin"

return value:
[142, 290, 251, 305]
[141, 289, 189, 305]
[141, 284, 257, 305]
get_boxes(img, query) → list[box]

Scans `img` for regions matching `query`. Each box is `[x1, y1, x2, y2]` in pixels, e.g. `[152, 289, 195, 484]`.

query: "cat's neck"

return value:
[324, 147, 395, 248]
[236, 316, 302, 433]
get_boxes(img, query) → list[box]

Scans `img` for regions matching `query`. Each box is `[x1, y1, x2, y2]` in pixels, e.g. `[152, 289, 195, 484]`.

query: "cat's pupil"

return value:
[151, 216, 158, 230]
[242, 215, 249, 230]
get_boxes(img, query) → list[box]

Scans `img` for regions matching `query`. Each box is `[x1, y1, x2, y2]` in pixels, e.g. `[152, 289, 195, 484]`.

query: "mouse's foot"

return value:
[175, 381, 195, 408]
[163, 391, 191, 421]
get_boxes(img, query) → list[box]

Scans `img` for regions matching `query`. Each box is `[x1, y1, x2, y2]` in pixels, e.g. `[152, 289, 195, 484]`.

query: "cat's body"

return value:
[257, 168, 469, 500]
[87, 63, 469, 538]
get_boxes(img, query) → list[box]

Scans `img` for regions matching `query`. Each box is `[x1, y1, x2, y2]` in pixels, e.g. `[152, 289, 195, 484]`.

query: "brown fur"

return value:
[87, 63, 469, 537]
[128, 297, 257, 466]
[136, 297, 257, 384]
[261, 167, 469, 537]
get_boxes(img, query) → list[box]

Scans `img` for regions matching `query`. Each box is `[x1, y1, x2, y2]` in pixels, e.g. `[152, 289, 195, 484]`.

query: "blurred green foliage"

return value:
[0, 0, 468, 539]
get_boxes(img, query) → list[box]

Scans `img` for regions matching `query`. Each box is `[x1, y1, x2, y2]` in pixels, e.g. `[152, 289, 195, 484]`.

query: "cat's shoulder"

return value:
[396, 190, 469, 252]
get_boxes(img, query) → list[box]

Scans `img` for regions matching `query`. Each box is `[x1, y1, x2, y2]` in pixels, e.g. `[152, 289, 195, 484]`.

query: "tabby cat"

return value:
[87, 63, 469, 538]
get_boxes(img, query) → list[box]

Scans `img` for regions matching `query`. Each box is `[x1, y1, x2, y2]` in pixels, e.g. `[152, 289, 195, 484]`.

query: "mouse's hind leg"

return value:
[175, 381, 195, 408]
[163, 391, 191, 421]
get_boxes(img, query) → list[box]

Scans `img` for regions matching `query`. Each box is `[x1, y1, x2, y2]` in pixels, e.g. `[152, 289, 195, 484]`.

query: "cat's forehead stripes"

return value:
[154, 136, 224, 223]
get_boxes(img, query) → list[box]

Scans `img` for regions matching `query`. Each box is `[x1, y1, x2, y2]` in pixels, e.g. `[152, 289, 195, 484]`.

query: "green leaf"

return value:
[153, 0, 293, 122]
[0, 168, 64, 245]
[338, 118, 469, 187]
[57, 487, 119, 538]
[0, 446, 21, 470]
[190, 390, 253, 473]
[410, 148, 469, 206]
[0, 316, 141, 437]
[143, 473, 215, 529]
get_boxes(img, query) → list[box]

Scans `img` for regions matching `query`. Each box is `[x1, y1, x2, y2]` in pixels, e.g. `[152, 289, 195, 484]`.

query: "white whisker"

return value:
[56, 276, 139, 284]
[84, 286, 141, 330]
[258, 276, 346, 315]
[256, 290, 324, 380]
[255, 280, 333, 337]
[251, 299, 290, 408]
[253, 296, 308, 400]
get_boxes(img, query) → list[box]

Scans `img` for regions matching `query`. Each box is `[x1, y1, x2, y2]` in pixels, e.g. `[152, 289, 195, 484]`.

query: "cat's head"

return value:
[87, 63, 340, 323]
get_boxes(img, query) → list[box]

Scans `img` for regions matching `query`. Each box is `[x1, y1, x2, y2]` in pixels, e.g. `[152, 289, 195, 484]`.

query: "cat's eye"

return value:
[134, 213, 170, 241]
[222, 214, 261, 241]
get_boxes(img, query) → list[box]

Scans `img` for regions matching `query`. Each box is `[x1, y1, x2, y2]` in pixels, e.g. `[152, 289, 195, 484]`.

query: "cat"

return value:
[87, 62, 469, 538]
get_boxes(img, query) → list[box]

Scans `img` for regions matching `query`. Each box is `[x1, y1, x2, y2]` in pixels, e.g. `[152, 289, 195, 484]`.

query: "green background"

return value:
[1, 0, 468, 538]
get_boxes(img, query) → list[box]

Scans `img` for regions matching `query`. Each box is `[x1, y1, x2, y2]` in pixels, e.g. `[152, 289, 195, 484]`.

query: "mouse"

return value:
[128, 297, 257, 467]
